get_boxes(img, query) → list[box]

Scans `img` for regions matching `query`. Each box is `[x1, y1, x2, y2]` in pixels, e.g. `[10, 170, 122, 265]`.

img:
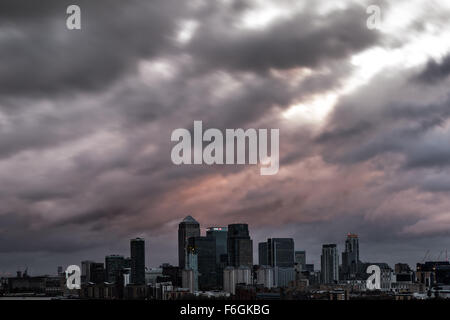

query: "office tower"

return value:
[105, 254, 125, 283]
[341, 233, 360, 279]
[130, 238, 145, 285]
[81, 260, 94, 283]
[206, 227, 228, 264]
[183, 246, 199, 292]
[259, 242, 268, 265]
[187, 236, 217, 290]
[206, 227, 228, 288]
[178, 216, 201, 269]
[227, 224, 253, 268]
[295, 251, 306, 270]
[321, 244, 339, 284]
[259, 238, 295, 268]
[90, 262, 105, 284]
[270, 238, 294, 267]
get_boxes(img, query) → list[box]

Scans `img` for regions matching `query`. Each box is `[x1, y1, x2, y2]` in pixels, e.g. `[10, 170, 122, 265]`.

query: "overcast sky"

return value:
[1, 0, 450, 275]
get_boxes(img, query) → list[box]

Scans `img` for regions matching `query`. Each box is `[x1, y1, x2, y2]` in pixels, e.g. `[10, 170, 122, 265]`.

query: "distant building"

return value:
[183, 248, 198, 292]
[206, 227, 228, 288]
[81, 260, 95, 284]
[417, 261, 450, 287]
[321, 244, 339, 284]
[105, 254, 125, 283]
[161, 263, 181, 287]
[90, 262, 105, 284]
[227, 224, 253, 268]
[295, 251, 306, 270]
[258, 242, 268, 266]
[274, 267, 295, 288]
[256, 265, 275, 289]
[305, 264, 314, 272]
[130, 238, 145, 285]
[187, 236, 217, 290]
[145, 267, 163, 286]
[223, 266, 252, 295]
[341, 233, 360, 280]
[178, 216, 200, 269]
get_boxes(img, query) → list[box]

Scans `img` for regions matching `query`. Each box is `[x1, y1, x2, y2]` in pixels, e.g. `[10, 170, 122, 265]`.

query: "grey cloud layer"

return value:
[0, 0, 449, 273]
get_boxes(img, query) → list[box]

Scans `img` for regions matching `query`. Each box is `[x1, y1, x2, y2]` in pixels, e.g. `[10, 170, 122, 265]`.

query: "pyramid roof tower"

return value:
[182, 215, 199, 224]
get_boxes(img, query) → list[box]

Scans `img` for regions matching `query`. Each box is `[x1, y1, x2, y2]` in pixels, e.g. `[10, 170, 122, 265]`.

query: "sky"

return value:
[1, 0, 450, 276]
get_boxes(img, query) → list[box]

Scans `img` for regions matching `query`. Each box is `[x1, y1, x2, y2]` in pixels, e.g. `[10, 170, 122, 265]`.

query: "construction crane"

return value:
[421, 249, 430, 263]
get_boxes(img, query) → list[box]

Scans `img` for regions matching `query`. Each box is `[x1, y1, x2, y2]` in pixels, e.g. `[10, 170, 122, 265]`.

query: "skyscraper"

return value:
[227, 224, 253, 267]
[341, 233, 360, 279]
[321, 244, 339, 284]
[187, 236, 217, 290]
[130, 238, 145, 285]
[206, 226, 228, 288]
[105, 254, 125, 283]
[258, 242, 269, 265]
[295, 251, 306, 270]
[259, 238, 295, 267]
[178, 216, 200, 269]
[206, 227, 228, 264]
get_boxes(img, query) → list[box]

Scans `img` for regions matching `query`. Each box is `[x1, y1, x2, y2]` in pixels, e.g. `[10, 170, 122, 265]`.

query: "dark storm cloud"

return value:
[416, 54, 450, 84]
[0, 0, 184, 97]
[1, 0, 449, 274]
[187, 5, 380, 73]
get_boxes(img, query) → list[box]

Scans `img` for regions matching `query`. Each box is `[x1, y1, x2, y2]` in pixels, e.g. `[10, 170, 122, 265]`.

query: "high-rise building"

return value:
[105, 254, 125, 283]
[258, 242, 268, 265]
[183, 246, 198, 292]
[341, 233, 360, 279]
[321, 244, 339, 284]
[206, 227, 228, 288]
[206, 227, 228, 264]
[81, 260, 94, 284]
[295, 251, 306, 270]
[187, 236, 217, 290]
[259, 238, 294, 268]
[90, 262, 105, 284]
[130, 238, 145, 285]
[178, 216, 201, 269]
[227, 224, 253, 268]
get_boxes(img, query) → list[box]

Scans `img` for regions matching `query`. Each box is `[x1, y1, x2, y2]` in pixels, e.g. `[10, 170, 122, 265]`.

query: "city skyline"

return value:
[1, 0, 450, 278]
[1, 215, 448, 277]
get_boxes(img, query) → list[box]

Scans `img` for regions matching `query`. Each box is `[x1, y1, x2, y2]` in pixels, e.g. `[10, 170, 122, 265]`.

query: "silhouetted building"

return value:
[206, 227, 228, 288]
[321, 244, 339, 284]
[91, 262, 105, 284]
[259, 238, 294, 269]
[417, 261, 450, 287]
[178, 216, 200, 269]
[227, 224, 253, 268]
[130, 238, 145, 285]
[341, 233, 360, 280]
[105, 254, 125, 283]
[187, 236, 217, 290]
[259, 242, 268, 265]
[161, 263, 181, 287]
